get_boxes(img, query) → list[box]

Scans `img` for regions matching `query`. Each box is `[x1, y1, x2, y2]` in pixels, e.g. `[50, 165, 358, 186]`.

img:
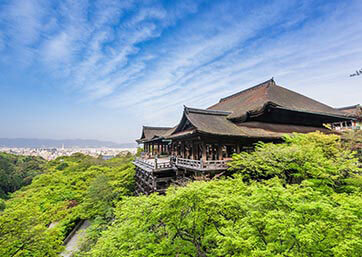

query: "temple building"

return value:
[133, 79, 351, 195]
[331, 104, 361, 131]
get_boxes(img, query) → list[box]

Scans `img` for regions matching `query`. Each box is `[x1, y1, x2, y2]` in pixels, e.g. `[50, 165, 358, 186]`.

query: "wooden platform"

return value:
[133, 157, 230, 195]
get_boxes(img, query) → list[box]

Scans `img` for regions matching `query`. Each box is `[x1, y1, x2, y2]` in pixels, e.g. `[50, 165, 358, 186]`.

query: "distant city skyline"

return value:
[0, 0, 361, 142]
[0, 137, 137, 148]
[1, 146, 137, 160]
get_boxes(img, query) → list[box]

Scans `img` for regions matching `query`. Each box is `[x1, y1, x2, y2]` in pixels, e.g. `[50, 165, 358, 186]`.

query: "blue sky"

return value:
[0, 0, 361, 143]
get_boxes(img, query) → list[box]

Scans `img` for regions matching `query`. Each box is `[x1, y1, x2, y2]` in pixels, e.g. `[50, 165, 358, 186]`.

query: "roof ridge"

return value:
[337, 104, 361, 110]
[143, 126, 173, 130]
[184, 106, 231, 116]
[218, 78, 275, 104]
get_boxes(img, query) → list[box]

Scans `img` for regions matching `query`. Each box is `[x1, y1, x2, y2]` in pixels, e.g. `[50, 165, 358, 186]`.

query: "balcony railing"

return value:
[175, 157, 229, 171]
[134, 157, 230, 172]
[133, 157, 173, 171]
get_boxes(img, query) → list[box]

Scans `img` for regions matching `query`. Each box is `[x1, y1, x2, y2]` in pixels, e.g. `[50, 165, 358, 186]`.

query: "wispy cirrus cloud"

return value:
[0, 0, 361, 141]
[100, 0, 362, 124]
[0, 0, 49, 64]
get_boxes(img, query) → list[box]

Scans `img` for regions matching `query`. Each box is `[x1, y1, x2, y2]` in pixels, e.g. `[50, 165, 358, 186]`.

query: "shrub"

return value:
[228, 132, 361, 191]
[0, 199, 5, 211]
[89, 177, 362, 257]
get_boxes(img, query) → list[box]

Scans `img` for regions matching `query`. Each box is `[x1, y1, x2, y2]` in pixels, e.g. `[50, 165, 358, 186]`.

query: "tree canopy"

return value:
[0, 153, 46, 199]
[87, 132, 362, 257]
[0, 154, 135, 256]
[0, 132, 361, 257]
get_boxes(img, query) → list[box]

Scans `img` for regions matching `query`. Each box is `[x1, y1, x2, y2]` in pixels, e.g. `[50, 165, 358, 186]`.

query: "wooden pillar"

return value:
[236, 144, 241, 154]
[217, 144, 223, 160]
[192, 142, 197, 160]
[152, 143, 154, 156]
[211, 144, 214, 160]
[201, 141, 207, 161]
[181, 141, 185, 158]
[186, 141, 190, 159]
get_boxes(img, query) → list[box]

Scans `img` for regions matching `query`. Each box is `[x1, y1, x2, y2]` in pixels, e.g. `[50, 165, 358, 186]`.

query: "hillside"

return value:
[0, 152, 46, 199]
[0, 132, 361, 257]
[0, 153, 135, 256]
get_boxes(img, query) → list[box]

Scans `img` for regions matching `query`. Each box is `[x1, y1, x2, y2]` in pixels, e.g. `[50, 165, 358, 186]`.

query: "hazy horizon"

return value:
[0, 137, 137, 148]
[0, 0, 361, 142]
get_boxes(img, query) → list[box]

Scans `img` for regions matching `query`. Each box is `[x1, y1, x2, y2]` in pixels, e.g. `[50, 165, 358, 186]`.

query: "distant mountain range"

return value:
[0, 138, 137, 148]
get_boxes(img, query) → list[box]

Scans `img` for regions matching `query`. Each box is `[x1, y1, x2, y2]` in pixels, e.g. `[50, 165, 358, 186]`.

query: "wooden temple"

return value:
[133, 79, 351, 195]
[332, 104, 362, 131]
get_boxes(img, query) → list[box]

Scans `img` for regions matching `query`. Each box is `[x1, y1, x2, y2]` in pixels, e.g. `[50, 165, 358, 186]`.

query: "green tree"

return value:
[342, 129, 362, 161]
[89, 177, 362, 257]
[228, 132, 361, 191]
[88, 133, 362, 257]
[0, 153, 46, 199]
[0, 199, 5, 211]
[0, 154, 135, 257]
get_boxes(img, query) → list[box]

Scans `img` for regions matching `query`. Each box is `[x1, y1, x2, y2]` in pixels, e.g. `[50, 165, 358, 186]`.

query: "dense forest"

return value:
[0, 132, 361, 257]
[0, 153, 46, 199]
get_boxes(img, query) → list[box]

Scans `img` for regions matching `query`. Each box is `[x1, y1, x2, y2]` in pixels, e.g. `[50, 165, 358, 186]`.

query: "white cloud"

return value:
[100, 0, 362, 126]
[0, 0, 361, 137]
[42, 32, 71, 61]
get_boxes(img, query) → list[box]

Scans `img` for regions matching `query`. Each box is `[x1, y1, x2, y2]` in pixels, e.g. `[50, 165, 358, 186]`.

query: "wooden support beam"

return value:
[192, 141, 197, 160]
[186, 141, 190, 159]
[202, 141, 207, 161]
[181, 141, 185, 158]
[217, 144, 223, 160]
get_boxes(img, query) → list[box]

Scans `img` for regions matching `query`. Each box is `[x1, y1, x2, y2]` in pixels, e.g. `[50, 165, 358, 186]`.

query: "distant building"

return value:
[134, 79, 350, 195]
[331, 104, 361, 131]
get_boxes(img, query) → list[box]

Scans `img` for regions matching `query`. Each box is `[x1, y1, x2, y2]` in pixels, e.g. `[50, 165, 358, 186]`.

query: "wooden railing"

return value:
[134, 157, 229, 171]
[134, 157, 173, 171]
[156, 161, 173, 170]
[175, 158, 229, 171]
[134, 157, 155, 170]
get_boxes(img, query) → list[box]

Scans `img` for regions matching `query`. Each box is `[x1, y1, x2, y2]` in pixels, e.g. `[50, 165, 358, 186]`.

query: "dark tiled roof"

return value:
[337, 104, 361, 119]
[237, 121, 334, 135]
[208, 79, 348, 120]
[138, 126, 174, 142]
[184, 107, 243, 136]
[138, 79, 348, 141]
[167, 106, 335, 139]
